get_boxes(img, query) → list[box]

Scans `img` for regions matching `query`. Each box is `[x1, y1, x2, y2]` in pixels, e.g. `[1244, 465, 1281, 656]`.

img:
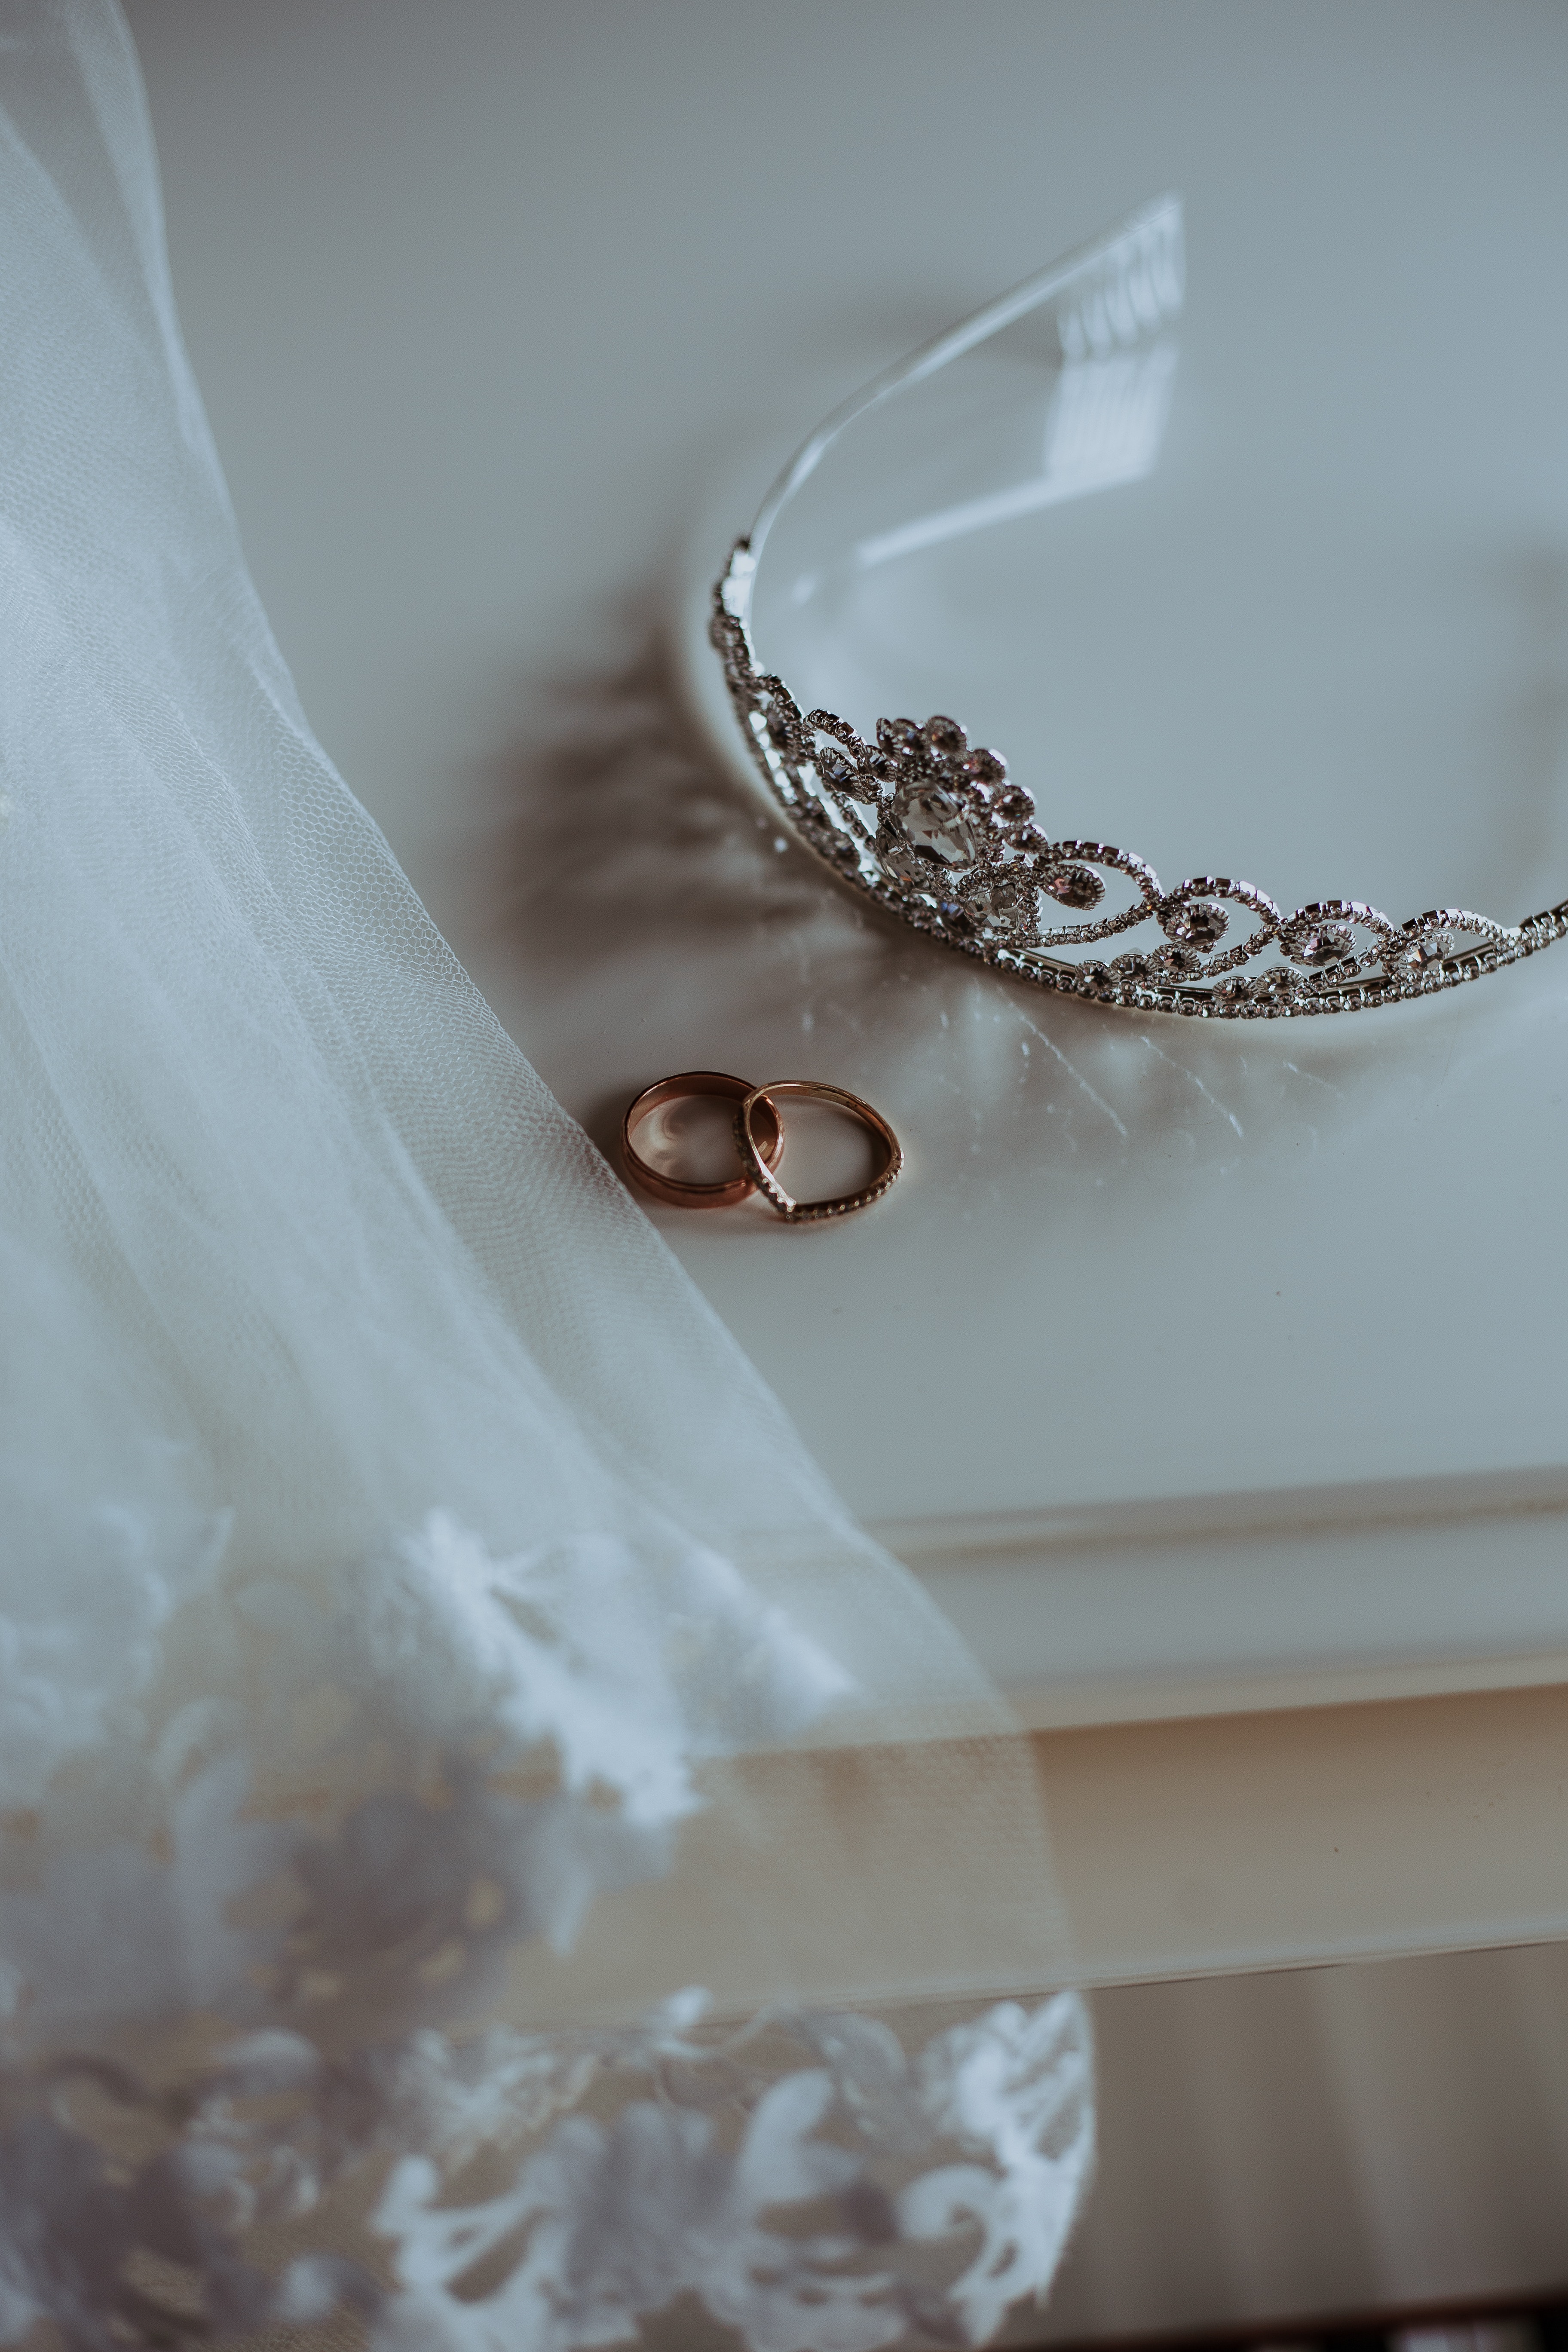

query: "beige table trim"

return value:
[1038, 1681, 1568, 1985]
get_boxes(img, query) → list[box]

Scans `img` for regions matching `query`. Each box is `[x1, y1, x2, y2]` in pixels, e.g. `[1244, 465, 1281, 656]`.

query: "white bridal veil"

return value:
[0, 3, 1092, 2345]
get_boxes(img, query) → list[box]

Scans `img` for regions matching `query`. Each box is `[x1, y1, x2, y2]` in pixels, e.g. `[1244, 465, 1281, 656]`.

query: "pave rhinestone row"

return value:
[712, 544, 1568, 1020]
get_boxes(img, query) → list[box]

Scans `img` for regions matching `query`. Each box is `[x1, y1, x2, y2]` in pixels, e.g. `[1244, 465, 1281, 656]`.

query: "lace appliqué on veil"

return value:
[0, 1510, 1092, 2350]
[0, 1989, 1093, 2352]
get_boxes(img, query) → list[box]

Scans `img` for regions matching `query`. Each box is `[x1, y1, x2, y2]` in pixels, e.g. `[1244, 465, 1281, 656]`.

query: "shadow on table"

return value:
[466, 593, 1437, 1193]
[478, 600, 832, 966]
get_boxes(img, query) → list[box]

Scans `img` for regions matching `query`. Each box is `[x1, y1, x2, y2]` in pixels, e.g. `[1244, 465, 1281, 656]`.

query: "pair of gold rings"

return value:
[622, 1071, 902, 1224]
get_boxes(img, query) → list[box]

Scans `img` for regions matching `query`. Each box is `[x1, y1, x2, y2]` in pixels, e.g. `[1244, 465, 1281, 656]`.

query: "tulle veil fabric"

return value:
[0, 3, 1092, 2343]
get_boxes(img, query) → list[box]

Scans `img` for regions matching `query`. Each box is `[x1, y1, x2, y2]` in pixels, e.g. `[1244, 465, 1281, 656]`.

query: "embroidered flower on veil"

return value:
[362, 1510, 857, 1833]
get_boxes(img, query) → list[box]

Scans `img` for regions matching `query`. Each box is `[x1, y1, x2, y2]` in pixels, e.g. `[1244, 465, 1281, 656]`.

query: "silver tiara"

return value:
[710, 201, 1568, 1021]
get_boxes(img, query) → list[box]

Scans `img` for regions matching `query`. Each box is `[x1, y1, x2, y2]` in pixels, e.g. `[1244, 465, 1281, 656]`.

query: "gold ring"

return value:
[734, 1080, 902, 1222]
[622, 1071, 783, 1209]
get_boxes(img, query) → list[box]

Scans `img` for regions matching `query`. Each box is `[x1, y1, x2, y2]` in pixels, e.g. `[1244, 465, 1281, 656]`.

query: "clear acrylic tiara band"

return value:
[710, 199, 1568, 1021]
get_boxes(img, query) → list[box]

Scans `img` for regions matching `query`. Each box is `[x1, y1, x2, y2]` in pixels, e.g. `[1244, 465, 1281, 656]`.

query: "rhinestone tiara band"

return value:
[709, 193, 1567, 1021]
[711, 544, 1568, 1022]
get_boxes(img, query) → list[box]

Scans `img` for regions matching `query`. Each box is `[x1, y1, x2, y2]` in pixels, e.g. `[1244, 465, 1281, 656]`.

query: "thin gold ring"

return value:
[622, 1071, 783, 1209]
[734, 1080, 903, 1222]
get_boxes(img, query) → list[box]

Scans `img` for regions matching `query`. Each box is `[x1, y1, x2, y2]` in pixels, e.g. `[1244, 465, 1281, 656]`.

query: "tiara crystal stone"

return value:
[891, 776, 986, 872]
[1042, 864, 1106, 913]
[1162, 900, 1228, 948]
[969, 869, 1037, 931]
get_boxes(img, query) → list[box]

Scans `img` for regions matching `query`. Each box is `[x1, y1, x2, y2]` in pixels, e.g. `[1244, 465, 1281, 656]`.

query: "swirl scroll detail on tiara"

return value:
[712, 546, 1568, 1020]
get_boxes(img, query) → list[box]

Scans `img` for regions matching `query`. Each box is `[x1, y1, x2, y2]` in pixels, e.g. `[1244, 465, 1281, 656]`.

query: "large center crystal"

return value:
[892, 779, 983, 870]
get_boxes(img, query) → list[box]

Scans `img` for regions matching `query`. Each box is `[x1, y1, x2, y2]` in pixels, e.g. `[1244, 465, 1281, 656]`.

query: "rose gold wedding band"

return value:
[734, 1080, 903, 1223]
[622, 1071, 783, 1209]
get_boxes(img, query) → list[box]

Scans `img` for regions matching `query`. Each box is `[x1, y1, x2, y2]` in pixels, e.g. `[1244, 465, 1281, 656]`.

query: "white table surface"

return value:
[126, 0, 1568, 1976]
